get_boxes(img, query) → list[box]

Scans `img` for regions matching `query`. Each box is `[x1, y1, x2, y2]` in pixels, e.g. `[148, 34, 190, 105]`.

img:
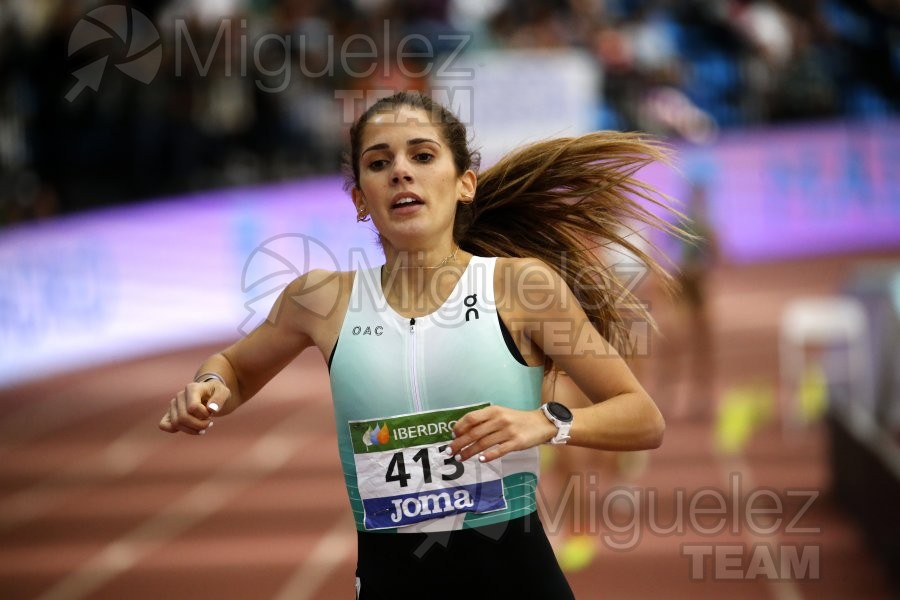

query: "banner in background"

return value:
[0, 177, 374, 387]
[0, 120, 898, 388]
[662, 119, 900, 262]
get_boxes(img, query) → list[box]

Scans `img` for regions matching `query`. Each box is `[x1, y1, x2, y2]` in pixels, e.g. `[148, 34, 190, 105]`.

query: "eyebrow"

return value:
[361, 137, 441, 156]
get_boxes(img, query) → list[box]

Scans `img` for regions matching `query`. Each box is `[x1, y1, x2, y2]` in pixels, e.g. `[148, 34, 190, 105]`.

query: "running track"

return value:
[1, 253, 897, 599]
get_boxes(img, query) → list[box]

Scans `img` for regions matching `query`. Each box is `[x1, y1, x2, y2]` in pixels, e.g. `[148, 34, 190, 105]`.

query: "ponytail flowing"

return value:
[455, 132, 683, 357]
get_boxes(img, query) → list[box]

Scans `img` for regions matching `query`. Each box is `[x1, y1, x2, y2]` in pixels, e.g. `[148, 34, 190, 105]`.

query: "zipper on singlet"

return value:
[409, 317, 423, 412]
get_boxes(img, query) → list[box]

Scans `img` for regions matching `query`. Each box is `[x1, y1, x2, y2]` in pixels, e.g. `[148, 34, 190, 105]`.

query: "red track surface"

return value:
[1, 253, 897, 599]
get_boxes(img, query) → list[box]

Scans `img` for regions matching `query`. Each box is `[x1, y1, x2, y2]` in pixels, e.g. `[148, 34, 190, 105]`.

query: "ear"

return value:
[351, 187, 367, 215]
[457, 169, 477, 204]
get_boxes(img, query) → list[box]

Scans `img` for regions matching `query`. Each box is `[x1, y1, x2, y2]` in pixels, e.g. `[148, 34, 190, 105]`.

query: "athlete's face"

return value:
[352, 106, 475, 248]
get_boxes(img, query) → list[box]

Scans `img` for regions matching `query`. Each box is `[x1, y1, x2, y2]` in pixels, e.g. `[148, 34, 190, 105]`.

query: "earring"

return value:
[356, 209, 370, 222]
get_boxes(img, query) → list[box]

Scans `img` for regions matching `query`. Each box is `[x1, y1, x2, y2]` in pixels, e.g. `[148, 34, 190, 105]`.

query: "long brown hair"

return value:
[345, 91, 685, 358]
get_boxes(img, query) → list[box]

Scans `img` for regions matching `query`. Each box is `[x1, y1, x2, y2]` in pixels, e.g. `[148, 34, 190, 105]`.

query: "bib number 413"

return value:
[385, 445, 463, 488]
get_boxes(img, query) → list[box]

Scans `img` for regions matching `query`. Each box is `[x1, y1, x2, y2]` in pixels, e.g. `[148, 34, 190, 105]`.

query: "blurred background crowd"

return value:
[1, 0, 898, 224]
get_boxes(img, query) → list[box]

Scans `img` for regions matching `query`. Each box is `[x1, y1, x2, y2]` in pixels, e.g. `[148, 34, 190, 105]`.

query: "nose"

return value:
[390, 156, 414, 184]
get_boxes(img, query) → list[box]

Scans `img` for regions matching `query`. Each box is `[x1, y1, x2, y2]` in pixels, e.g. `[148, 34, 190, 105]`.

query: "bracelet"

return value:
[194, 372, 226, 386]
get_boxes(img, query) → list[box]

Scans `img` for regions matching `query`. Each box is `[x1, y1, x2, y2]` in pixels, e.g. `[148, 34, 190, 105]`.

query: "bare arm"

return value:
[523, 259, 664, 450]
[159, 270, 341, 434]
[449, 258, 664, 460]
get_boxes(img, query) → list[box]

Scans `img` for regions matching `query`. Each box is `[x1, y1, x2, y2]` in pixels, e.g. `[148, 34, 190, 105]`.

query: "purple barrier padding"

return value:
[657, 120, 900, 263]
[0, 176, 375, 387]
[1, 119, 897, 387]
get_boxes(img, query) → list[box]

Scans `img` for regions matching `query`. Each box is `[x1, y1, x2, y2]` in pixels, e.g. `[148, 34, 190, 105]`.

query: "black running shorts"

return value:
[354, 512, 575, 599]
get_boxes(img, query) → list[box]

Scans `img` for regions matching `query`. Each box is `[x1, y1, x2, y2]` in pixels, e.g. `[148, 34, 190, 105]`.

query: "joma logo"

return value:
[390, 490, 475, 523]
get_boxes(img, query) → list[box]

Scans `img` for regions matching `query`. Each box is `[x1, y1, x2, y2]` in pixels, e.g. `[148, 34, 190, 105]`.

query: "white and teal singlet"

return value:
[328, 256, 544, 534]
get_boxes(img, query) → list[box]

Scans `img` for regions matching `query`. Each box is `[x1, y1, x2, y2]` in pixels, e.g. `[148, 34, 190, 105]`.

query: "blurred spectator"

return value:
[0, 0, 897, 224]
[669, 180, 720, 420]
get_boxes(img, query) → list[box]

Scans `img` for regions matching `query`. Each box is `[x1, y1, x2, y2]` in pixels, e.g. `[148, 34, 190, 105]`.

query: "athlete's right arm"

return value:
[159, 270, 340, 435]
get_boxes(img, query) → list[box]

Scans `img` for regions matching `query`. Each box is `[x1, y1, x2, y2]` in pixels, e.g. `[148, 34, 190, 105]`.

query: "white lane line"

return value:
[719, 457, 804, 600]
[0, 391, 156, 456]
[35, 412, 318, 600]
[272, 515, 357, 600]
[0, 407, 173, 534]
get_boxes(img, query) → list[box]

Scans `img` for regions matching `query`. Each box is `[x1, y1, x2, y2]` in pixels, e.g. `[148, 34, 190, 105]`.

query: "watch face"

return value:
[548, 402, 573, 422]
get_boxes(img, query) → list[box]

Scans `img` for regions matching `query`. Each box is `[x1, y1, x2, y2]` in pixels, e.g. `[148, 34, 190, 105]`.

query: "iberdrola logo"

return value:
[361, 423, 390, 449]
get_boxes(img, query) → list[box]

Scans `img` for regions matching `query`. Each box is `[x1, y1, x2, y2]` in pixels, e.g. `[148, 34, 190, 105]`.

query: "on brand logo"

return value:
[464, 293, 479, 321]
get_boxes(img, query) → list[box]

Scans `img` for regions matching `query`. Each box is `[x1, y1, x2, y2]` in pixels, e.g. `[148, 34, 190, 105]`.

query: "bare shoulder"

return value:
[494, 257, 568, 312]
[495, 256, 558, 277]
[276, 269, 354, 336]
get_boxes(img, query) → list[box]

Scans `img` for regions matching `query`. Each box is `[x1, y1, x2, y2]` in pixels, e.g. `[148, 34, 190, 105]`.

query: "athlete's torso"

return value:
[329, 256, 544, 533]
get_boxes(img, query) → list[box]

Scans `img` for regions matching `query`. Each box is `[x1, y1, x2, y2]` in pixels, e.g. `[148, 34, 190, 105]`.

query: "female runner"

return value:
[160, 91, 681, 599]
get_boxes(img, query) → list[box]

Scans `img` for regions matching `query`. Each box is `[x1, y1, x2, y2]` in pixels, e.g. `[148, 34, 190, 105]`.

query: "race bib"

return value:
[348, 403, 506, 530]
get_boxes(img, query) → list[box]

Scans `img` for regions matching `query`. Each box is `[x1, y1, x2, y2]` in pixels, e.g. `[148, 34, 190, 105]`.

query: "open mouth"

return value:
[391, 194, 424, 209]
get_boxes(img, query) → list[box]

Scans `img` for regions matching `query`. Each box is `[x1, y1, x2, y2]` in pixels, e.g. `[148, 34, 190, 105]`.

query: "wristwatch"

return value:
[540, 402, 573, 445]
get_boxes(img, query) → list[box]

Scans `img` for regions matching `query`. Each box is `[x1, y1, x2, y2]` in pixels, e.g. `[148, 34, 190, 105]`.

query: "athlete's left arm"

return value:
[449, 258, 665, 462]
